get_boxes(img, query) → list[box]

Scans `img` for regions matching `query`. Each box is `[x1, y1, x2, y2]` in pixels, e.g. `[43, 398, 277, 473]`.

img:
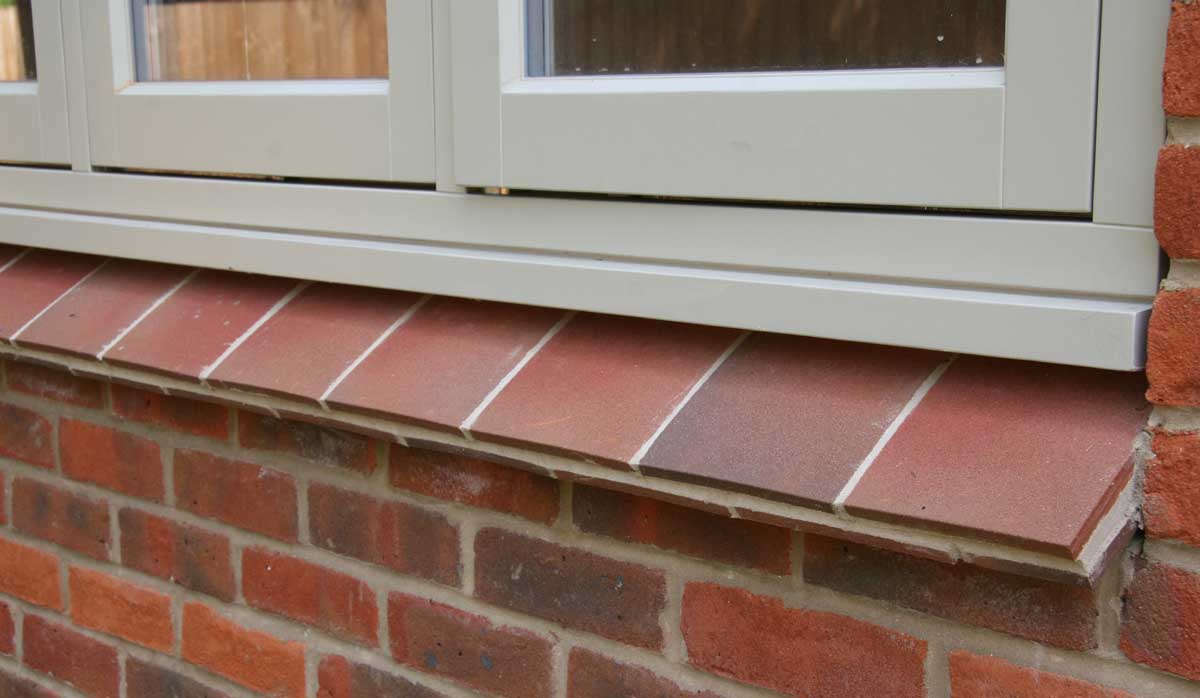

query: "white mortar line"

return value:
[198, 280, 310, 382]
[832, 355, 956, 514]
[630, 330, 750, 468]
[317, 294, 432, 410]
[9, 258, 110, 343]
[96, 268, 200, 361]
[459, 310, 576, 437]
[0, 247, 31, 276]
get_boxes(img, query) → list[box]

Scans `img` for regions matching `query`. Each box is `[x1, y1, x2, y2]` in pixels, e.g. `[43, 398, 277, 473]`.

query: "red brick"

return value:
[1155, 146, 1200, 260]
[389, 593, 552, 698]
[1165, 1, 1200, 117]
[308, 483, 459, 585]
[574, 484, 790, 575]
[182, 603, 305, 698]
[682, 582, 926, 698]
[23, 615, 119, 698]
[174, 449, 297, 541]
[317, 656, 445, 698]
[59, 419, 163, 501]
[803, 535, 1097, 650]
[949, 652, 1131, 698]
[0, 536, 62, 609]
[1148, 289, 1200, 406]
[119, 508, 234, 601]
[12, 478, 110, 560]
[1121, 561, 1200, 681]
[69, 566, 173, 651]
[0, 669, 58, 698]
[0, 403, 53, 469]
[238, 410, 376, 475]
[389, 446, 559, 524]
[6, 362, 104, 407]
[242, 547, 377, 645]
[110, 384, 229, 440]
[474, 528, 666, 649]
[1144, 430, 1200, 545]
[126, 658, 231, 698]
[568, 649, 722, 698]
[0, 601, 13, 655]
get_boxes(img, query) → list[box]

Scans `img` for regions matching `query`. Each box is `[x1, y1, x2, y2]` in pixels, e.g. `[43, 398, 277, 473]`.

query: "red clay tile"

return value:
[105, 270, 298, 381]
[845, 357, 1149, 556]
[209, 283, 423, 402]
[328, 297, 565, 431]
[469, 314, 740, 467]
[0, 245, 24, 269]
[641, 335, 944, 510]
[16, 260, 194, 359]
[0, 250, 105, 342]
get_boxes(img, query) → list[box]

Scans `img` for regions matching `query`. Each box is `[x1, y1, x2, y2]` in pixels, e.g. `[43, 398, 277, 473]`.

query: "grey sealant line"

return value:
[197, 279, 312, 383]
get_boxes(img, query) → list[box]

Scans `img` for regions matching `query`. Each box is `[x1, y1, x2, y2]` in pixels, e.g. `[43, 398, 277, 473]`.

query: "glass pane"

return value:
[531, 0, 1005, 77]
[0, 0, 35, 81]
[134, 0, 388, 81]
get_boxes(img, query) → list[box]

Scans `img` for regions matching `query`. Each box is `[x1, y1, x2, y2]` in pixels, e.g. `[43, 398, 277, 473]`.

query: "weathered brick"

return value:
[1121, 561, 1200, 681]
[568, 649, 722, 698]
[1147, 289, 1200, 406]
[1145, 430, 1200, 546]
[239, 410, 376, 474]
[474, 528, 666, 649]
[1165, 0, 1200, 117]
[682, 582, 926, 698]
[1155, 146, 1200, 260]
[0, 601, 13, 655]
[390, 446, 559, 523]
[111, 384, 229, 440]
[242, 547, 377, 645]
[388, 593, 552, 698]
[175, 449, 297, 541]
[6, 362, 104, 407]
[308, 483, 459, 585]
[0, 669, 58, 698]
[182, 603, 305, 698]
[0, 536, 62, 610]
[119, 508, 234, 601]
[126, 658, 231, 698]
[949, 651, 1131, 698]
[574, 484, 790, 575]
[12, 478, 109, 560]
[59, 418, 163, 501]
[23, 615, 119, 698]
[318, 656, 445, 698]
[803, 535, 1097, 650]
[69, 566, 173, 651]
[0, 403, 54, 469]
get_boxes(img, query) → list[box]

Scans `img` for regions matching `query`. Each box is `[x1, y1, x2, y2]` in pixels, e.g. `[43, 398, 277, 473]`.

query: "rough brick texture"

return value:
[682, 582, 927, 698]
[0, 536, 62, 610]
[389, 446, 559, 523]
[119, 508, 235, 601]
[125, 658, 231, 698]
[239, 410, 376, 474]
[59, 418, 164, 501]
[318, 656, 445, 698]
[68, 566, 173, 651]
[1155, 145, 1200, 260]
[949, 652, 1132, 698]
[389, 593, 553, 698]
[1144, 430, 1200, 546]
[1121, 562, 1200, 681]
[0, 602, 13, 655]
[568, 649, 722, 698]
[175, 448, 298, 541]
[6, 361, 104, 407]
[1165, 0, 1200, 117]
[111, 383, 229, 440]
[12, 478, 110, 560]
[0, 403, 54, 468]
[1147, 289, 1200, 406]
[0, 669, 58, 698]
[182, 603, 306, 698]
[23, 615, 120, 698]
[804, 535, 1097, 650]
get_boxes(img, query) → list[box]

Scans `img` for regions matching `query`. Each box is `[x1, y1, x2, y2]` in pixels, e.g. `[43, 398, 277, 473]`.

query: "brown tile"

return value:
[208, 283, 423, 403]
[845, 357, 1150, 556]
[641, 334, 944, 510]
[469, 314, 740, 467]
[17, 259, 194, 359]
[328, 297, 564, 431]
[106, 270, 298, 381]
[0, 250, 105, 342]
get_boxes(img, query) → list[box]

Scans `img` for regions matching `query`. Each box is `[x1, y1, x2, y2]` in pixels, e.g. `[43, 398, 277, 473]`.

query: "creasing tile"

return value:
[641, 334, 945, 510]
[106, 269, 298, 381]
[328, 297, 565, 431]
[0, 245, 25, 269]
[469, 313, 740, 467]
[845, 357, 1150, 556]
[16, 260, 194, 359]
[209, 283, 423, 402]
[0, 250, 106, 343]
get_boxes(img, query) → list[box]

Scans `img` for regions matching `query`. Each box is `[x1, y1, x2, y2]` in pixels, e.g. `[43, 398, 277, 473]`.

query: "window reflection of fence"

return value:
[0, 4, 33, 82]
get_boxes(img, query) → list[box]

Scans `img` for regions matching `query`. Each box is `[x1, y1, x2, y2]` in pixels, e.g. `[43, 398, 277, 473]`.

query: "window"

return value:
[0, 0, 1173, 370]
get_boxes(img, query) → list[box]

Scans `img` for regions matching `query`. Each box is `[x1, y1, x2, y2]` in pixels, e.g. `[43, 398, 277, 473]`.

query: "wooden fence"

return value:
[0, 4, 32, 82]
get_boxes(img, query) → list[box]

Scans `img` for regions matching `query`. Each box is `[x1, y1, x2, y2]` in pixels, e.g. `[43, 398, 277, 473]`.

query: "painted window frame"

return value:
[0, 0, 68, 164]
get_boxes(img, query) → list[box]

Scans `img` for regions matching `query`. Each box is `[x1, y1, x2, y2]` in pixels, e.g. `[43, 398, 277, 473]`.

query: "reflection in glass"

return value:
[530, 0, 1005, 77]
[134, 0, 388, 81]
[0, 0, 35, 81]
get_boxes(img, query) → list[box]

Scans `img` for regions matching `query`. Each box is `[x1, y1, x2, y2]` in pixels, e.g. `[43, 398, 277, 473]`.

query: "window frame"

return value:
[0, 0, 68, 164]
